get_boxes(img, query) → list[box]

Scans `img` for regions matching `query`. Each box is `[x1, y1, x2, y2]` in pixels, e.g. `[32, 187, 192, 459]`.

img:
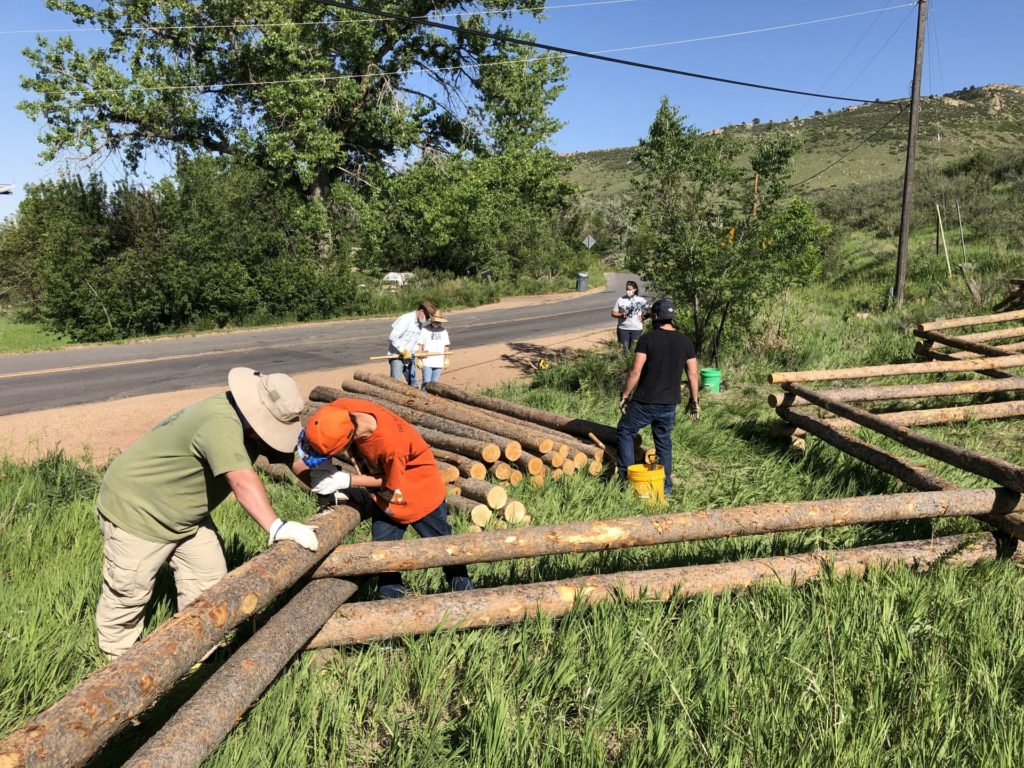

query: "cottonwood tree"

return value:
[627, 97, 829, 364]
[20, 0, 566, 199]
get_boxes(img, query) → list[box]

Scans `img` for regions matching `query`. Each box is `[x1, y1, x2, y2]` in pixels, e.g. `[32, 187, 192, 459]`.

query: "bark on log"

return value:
[917, 308, 1024, 332]
[422, 380, 619, 447]
[776, 409, 1024, 541]
[419, 427, 500, 464]
[503, 501, 528, 524]
[445, 494, 489, 522]
[336, 376, 556, 456]
[914, 329, 1021, 358]
[453, 477, 508, 510]
[542, 451, 565, 469]
[431, 449, 486, 480]
[331, 384, 518, 462]
[515, 451, 545, 477]
[784, 401, 1024, 432]
[308, 534, 1012, 649]
[122, 578, 357, 768]
[0, 506, 361, 768]
[770, 353, 1024, 384]
[955, 326, 1024, 344]
[914, 345, 1014, 378]
[916, 340, 1024, 360]
[768, 376, 1024, 407]
[785, 383, 1024, 493]
[311, 488, 1023, 579]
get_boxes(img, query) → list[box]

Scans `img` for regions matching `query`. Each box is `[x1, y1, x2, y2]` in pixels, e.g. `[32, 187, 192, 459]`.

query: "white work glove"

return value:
[311, 470, 352, 495]
[268, 518, 319, 551]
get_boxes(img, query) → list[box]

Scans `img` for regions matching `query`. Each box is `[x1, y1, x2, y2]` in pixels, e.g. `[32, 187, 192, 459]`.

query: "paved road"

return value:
[0, 274, 638, 416]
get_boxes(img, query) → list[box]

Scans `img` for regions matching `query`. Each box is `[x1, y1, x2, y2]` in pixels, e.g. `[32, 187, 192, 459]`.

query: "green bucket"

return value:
[699, 368, 722, 392]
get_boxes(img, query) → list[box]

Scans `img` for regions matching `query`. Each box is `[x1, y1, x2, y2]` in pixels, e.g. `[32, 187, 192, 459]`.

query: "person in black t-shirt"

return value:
[616, 298, 699, 497]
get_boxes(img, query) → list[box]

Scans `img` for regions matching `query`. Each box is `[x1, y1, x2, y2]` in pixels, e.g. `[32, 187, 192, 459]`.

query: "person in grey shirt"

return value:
[611, 280, 648, 355]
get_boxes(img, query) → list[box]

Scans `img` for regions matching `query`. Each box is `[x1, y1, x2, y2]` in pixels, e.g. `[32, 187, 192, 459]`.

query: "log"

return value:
[448, 486, 462, 497]
[491, 461, 513, 481]
[917, 307, 1024, 332]
[784, 401, 1024, 432]
[560, 458, 577, 476]
[550, 468, 564, 481]
[122, 578, 357, 768]
[502, 500, 528, 524]
[509, 470, 524, 486]
[308, 534, 1012, 649]
[331, 384, 517, 462]
[530, 472, 545, 488]
[777, 408, 1024, 540]
[914, 345, 1014, 378]
[445, 493, 489, 523]
[471, 507, 493, 527]
[338, 376, 555, 456]
[435, 461, 460, 483]
[431, 448, 486, 480]
[769, 354, 1024, 384]
[588, 459, 605, 476]
[542, 451, 565, 469]
[311, 488, 1024, 579]
[944, 326, 1024, 344]
[785, 383, 1024, 493]
[453, 477, 508, 510]
[768, 376, 1024, 407]
[914, 329, 1021, 358]
[423, 380, 619, 447]
[0, 505, 361, 768]
[515, 451, 545, 477]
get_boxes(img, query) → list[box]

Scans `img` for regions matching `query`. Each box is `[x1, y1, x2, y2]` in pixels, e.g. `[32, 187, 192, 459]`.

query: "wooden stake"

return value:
[917, 308, 1024, 333]
[769, 353, 1024, 384]
[937, 203, 952, 278]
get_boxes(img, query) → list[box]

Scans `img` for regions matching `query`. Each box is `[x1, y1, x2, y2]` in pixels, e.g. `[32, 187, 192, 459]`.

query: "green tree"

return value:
[20, 0, 566, 201]
[627, 97, 829, 364]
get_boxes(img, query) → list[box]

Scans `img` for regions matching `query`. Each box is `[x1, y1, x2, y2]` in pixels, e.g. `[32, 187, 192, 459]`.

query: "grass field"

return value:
[0, 315, 68, 353]
[2, 226, 1024, 765]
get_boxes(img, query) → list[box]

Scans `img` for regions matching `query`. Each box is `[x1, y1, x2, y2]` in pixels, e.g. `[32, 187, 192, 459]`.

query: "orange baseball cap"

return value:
[305, 404, 355, 455]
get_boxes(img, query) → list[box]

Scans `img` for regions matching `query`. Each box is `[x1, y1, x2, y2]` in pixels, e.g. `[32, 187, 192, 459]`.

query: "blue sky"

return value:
[2, 0, 1022, 219]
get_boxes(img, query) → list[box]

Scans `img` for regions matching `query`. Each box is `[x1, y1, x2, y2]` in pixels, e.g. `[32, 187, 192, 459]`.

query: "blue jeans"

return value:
[616, 328, 642, 356]
[616, 402, 678, 495]
[420, 366, 442, 389]
[389, 356, 418, 388]
[346, 489, 470, 595]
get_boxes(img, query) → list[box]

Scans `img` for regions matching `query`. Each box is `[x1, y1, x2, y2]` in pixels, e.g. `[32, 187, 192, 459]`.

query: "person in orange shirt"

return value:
[296, 398, 474, 598]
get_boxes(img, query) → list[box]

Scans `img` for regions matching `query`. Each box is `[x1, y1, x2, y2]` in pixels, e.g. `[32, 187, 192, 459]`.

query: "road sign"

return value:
[582, 234, 596, 250]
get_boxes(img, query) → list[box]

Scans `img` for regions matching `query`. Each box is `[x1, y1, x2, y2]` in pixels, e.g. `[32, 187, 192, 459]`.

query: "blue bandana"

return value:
[297, 429, 331, 467]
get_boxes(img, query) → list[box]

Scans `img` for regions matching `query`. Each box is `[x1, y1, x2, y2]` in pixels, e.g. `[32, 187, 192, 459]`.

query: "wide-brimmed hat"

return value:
[428, 311, 448, 324]
[228, 367, 304, 452]
[419, 300, 437, 320]
[305, 404, 355, 455]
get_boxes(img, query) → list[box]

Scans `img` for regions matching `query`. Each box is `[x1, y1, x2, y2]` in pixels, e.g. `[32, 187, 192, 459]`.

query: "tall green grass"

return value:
[2, 230, 1024, 764]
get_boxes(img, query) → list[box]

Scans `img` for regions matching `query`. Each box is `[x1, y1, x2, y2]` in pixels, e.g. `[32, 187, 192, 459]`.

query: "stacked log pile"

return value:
[306, 373, 613, 529]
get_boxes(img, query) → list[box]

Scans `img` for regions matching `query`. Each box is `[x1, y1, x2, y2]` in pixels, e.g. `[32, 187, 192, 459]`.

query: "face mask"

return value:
[625, 290, 636, 297]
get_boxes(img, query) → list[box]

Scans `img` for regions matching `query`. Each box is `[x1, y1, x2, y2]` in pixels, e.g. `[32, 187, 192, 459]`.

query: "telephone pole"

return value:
[893, 0, 928, 307]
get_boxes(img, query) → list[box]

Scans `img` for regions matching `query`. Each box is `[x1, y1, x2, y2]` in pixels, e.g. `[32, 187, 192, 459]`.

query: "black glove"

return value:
[686, 396, 700, 422]
[618, 395, 630, 415]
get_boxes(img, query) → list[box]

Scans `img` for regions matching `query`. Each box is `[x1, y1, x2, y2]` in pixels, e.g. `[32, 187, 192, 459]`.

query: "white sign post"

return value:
[582, 234, 596, 250]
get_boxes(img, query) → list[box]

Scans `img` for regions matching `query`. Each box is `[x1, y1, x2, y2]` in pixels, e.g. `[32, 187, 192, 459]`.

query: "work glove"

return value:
[618, 395, 630, 416]
[686, 396, 701, 422]
[414, 357, 423, 370]
[315, 491, 349, 509]
[311, 470, 352, 495]
[399, 348, 412, 361]
[268, 518, 319, 552]
[443, 358, 450, 369]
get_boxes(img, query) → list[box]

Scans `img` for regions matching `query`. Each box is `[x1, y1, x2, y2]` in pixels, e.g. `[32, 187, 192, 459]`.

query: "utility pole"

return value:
[893, 0, 928, 307]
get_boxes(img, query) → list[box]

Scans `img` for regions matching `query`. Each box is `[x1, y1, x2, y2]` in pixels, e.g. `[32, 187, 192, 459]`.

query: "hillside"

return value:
[567, 83, 1024, 204]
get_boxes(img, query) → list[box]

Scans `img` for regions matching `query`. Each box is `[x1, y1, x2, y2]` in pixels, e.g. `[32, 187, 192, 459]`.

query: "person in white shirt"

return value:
[611, 280, 648, 356]
[388, 300, 436, 387]
[415, 312, 450, 389]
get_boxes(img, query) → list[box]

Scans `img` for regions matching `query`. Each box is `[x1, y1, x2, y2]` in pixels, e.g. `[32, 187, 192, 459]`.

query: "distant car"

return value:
[0, 184, 13, 195]
[381, 271, 415, 287]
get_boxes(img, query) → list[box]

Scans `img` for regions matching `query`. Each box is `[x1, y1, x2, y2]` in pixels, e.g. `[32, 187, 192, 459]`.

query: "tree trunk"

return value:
[542, 451, 565, 469]
[122, 579, 357, 768]
[452, 477, 508, 510]
[785, 383, 1024, 493]
[431, 449, 486, 480]
[491, 461, 513, 481]
[435, 461, 460, 483]
[310, 488, 1024, 579]
[0, 506, 361, 768]
[917, 308, 1024, 332]
[515, 451, 545, 477]
[421, 381, 619, 447]
[769, 353, 1024, 383]
[446, 493, 491, 524]
[768, 376, 1024, 407]
[307, 534, 1012, 649]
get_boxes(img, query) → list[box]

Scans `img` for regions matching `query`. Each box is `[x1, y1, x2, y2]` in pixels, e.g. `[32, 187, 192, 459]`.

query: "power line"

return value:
[0, 0, 639, 35]
[790, 104, 907, 188]
[839, 5, 916, 97]
[309, 0, 896, 104]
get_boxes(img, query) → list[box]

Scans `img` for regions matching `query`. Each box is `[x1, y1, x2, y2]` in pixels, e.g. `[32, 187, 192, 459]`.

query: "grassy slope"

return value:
[569, 83, 1024, 204]
[3, 226, 1024, 764]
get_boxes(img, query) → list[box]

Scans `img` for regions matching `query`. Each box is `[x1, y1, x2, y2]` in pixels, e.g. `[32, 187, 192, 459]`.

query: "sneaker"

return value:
[376, 584, 407, 599]
[449, 576, 475, 592]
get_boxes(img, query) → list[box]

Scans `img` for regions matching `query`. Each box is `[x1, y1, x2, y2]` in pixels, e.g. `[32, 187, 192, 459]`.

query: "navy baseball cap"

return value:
[650, 298, 676, 321]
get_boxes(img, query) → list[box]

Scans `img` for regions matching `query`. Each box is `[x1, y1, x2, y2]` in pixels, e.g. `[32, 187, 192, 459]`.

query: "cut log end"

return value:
[503, 500, 528, 524]
[481, 445, 501, 463]
[537, 437, 555, 455]
[508, 470, 524, 486]
[550, 468, 564, 481]
[504, 441, 523, 462]
[542, 452, 565, 469]
[470, 506, 492, 527]
[491, 462, 513, 481]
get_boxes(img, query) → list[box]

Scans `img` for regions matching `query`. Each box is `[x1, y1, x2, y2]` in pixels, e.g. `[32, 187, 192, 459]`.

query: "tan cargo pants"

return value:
[95, 510, 227, 658]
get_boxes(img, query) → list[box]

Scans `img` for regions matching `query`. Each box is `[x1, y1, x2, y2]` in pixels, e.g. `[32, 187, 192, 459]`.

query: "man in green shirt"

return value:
[95, 367, 318, 659]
